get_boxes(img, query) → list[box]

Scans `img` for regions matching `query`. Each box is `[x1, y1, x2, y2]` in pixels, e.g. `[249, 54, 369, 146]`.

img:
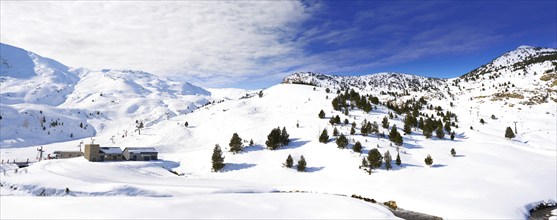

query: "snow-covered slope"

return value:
[1, 44, 556, 219]
[0, 43, 212, 148]
[284, 72, 449, 99]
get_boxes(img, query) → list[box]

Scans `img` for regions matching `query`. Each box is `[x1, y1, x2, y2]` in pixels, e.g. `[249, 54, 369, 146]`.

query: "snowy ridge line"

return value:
[0, 182, 171, 197]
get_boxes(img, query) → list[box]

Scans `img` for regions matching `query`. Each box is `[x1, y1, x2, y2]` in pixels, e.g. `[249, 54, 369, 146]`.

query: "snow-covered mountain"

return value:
[284, 46, 557, 105]
[1, 43, 556, 219]
[0, 43, 213, 148]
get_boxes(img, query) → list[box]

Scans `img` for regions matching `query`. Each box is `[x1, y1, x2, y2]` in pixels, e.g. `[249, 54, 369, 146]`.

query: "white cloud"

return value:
[0, 1, 316, 87]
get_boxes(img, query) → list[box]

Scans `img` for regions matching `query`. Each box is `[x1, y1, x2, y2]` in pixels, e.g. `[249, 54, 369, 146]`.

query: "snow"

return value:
[0, 193, 398, 219]
[1, 43, 556, 219]
[124, 147, 157, 153]
[99, 147, 123, 154]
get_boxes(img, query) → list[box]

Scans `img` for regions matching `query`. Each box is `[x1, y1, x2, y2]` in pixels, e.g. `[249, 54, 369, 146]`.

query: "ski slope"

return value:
[1, 43, 556, 219]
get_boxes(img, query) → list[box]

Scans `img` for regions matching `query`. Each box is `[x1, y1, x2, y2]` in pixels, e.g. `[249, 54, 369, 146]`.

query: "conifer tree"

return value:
[297, 155, 307, 172]
[185, 122, 189, 127]
[319, 128, 329, 143]
[436, 124, 445, 139]
[389, 125, 403, 145]
[280, 127, 290, 146]
[336, 134, 348, 149]
[333, 127, 339, 136]
[319, 110, 325, 119]
[403, 115, 412, 134]
[424, 154, 433, 166]
[265, 128, 281, 150]
[450, 131, 455, 140]
[249, 139, 254, 146]
[384, 151, 392, 170]
[285, 154, 293, 168]
[480, 118, 485, 124]
[353, 141, 362, 153]
[451, 148, 456, 157]
[395, 152, 402, 166]
[382, 116, 389, 129]
[505, 127, 515, 139]
[367, 148, 383, 174]
[444, 121, 451, 132]
[211, 144, 225, 172]
[229, 133, 243, 154]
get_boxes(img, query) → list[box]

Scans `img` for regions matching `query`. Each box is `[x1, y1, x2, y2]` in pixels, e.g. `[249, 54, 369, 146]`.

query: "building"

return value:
[84, 144, 101, 161]
[123, 147, 158, 161]
[52, 151, 84, 159]
[84, 144, 124, 162]
[99, 147, 124, 161]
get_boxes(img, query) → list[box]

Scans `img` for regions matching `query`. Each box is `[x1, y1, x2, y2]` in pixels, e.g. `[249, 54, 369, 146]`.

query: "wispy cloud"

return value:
[1, 1, 318, 87]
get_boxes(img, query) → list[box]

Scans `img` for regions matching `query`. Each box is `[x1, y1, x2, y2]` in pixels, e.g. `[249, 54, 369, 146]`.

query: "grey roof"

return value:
[99, 147, 123, 154]
[124, 147, 158, 153]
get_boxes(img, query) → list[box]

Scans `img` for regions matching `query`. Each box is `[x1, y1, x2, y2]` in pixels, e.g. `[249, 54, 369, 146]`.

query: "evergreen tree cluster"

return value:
[265, 127, 290, 150]
[336, 134, 348, 149]
[329, 115, 341, 125]
[331, 89, 375, 113]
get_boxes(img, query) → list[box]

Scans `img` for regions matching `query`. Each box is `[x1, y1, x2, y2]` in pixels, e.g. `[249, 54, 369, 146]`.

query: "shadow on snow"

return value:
[223, 163, 256, 172]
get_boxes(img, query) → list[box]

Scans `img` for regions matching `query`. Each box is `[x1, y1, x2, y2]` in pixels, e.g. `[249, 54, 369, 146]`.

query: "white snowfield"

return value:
[1, 43, 556, 219]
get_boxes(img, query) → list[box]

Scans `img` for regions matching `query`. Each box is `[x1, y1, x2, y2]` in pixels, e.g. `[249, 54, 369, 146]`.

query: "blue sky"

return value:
[1, 1, 556, 89]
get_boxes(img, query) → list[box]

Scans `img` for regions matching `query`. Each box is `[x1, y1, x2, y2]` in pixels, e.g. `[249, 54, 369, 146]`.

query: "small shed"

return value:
[52, 151, 84, 159]
[99, 147, 124, 161]
[123, 147, 158, 161]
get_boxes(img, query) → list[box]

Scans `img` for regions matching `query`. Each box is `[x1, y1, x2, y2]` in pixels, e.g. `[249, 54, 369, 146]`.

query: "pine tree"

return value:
[229, 133, 243, 154]
[350, 127, 356, 135]
[319, 129, 329, 143]
[367, 148, 383, 174]
[451, 148, 456, 157]
[403, 115, 412, 134]
[424, 154, 433, 166]
[444, 121, 451, 132]
[450, 131, 455, 140]
[265, 128, 282, 150]
[382, 116, 389, 129]
[285, 154, 293, 168]
[389, 125, 403, 146]
[333, 127, 339, 136]
[185, 121, 189, 127]
[435, 124, 445, 139]
[336, 134, 348, 149]
[258, 90, 263, 98]
[395, 152, 401, 166]
[297, 155, 307, 172]
[505, 127, 515, 139]
[384, 151, 392, 170]
[353, 141, 362, 153]
[318, 110, 325, 119]
[249, 139, 254, 146]
[480, 118, 485, 124]
[280, 127, 290, 146]
[211, 144, 225, 172]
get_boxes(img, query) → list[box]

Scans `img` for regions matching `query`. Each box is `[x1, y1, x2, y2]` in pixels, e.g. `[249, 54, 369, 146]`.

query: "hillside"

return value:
[0, 43, 215, 148]
[1, 43, 556, 219]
